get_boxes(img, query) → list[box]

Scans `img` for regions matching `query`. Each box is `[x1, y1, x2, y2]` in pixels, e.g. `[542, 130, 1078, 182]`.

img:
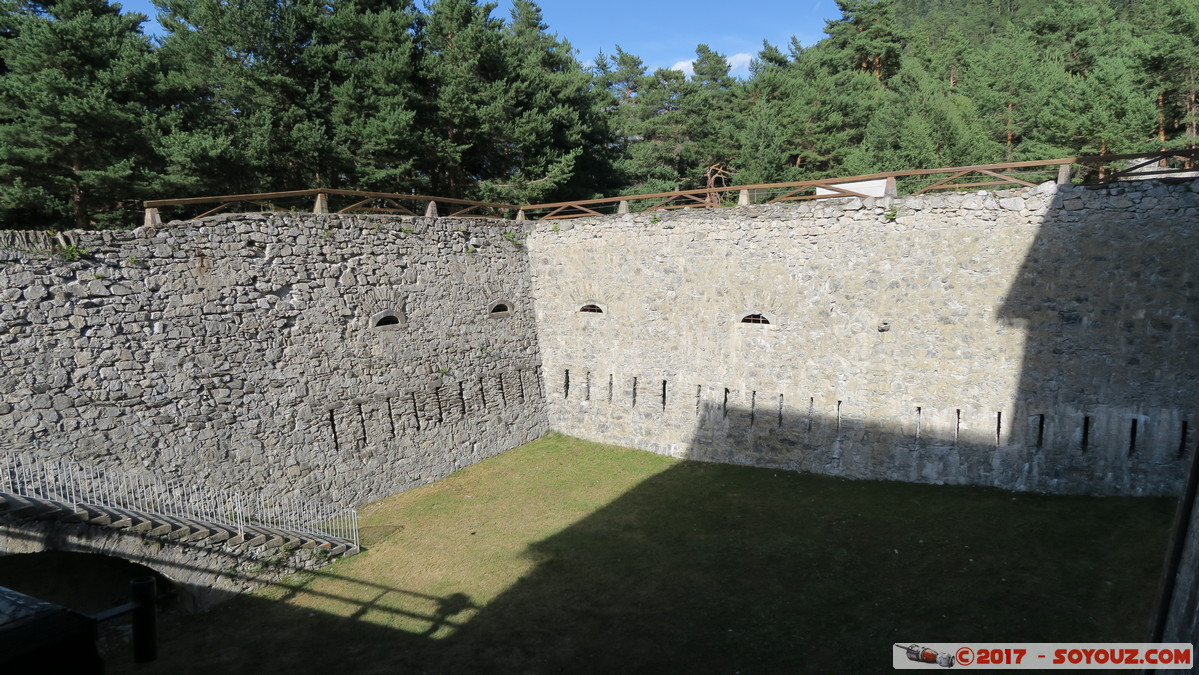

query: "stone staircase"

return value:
[0, 492, 357, 557]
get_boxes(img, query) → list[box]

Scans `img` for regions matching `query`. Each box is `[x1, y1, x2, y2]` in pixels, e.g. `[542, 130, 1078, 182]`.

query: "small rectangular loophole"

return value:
[563, 369, 570, 399]
[995, 411, 1002, 447]
[1128, 418, 1139, 456]
[750, 391, 757, 426]
[723, 388, 730, 418]
[1036, 414, 1046, 449]
[1081, 416, 1091, 452]
[954, 409, 961, 445]
[915, 406, 922, 441]
[661, 380, 667, 411]
[1181, 421, 1191, 459]
[631, 377, 638, 408]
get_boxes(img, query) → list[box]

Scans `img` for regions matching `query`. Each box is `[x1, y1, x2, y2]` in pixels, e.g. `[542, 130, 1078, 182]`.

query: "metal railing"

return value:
[0, 452, 358, 550]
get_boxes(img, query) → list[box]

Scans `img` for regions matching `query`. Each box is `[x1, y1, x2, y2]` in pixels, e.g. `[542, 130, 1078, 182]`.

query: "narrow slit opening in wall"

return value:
[954, 409, 961, 445]
[497, 375, 507, 405]
[807, 397, 814, 434]
[995, 411, 1002, 447]
[584, 372, 591, 401]
[777, 394, 784, 427]
[516, 370, 526, 403]
[329, 410, 340, 452]
[410, 392, 421, 432]
[836, 401, 842, 433]
[631, 377, 638, 408]
[1081, 416, 1091, 452]
[458, 382, 467, 416]
[564, 369, 570, 399]
[661, 380, 667, 411]
[1180, 421, 1191, 459]
[696, 385, 702, 416]
[608, 374, 613, 403]
[358, 404, 368, 440]
[478, 378, 487, 409]
[432, 390, 444, 424]
[386, 397, 396, 436]
[750, 391, 757, 426]
[1128, 418, 1139, 456]
[723, 389, 730, 418]
[915, 407, 922, 440]
[1036, 414, 1046, 449]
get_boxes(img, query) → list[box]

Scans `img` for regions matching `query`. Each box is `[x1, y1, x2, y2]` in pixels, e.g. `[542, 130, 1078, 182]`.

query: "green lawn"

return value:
[102, 433, 1176, 674]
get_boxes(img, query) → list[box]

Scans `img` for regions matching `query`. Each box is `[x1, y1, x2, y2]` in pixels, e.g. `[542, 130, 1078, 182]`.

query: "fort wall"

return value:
[527, 179, 1199, 496]
[0, 215, 547, 506]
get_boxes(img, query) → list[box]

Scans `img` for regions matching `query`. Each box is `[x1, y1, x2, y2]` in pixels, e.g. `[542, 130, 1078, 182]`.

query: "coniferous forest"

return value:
[0, 0, 1196, 228]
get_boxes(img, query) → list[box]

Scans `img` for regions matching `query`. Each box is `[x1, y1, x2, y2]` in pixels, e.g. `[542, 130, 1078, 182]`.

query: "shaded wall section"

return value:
[0, 214, 548, 506]
[528, 179, 1199, 496]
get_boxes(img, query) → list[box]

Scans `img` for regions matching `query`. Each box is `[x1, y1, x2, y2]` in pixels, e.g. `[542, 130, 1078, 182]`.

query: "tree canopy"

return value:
[0, 0, 1193, 228]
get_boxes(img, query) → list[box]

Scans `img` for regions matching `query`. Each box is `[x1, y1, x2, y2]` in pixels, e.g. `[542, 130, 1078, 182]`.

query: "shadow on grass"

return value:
[99, 447, 1174, 674]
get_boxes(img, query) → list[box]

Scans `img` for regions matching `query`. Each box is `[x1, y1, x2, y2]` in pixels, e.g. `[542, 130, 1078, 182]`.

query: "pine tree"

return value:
[824, 0, 906, 82]
[0, 0, 160, 228]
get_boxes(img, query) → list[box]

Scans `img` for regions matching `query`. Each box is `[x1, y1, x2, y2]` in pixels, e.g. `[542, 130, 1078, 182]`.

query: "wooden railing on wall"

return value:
[144, 150, 1199, 226]
[142, 188, 520, 227]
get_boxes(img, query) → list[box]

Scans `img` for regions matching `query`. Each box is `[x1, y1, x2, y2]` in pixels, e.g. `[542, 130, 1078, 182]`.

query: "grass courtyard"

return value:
[102, 433, 1176, 673]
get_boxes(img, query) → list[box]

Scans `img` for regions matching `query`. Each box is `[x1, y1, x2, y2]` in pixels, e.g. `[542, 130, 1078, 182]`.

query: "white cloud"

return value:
[727, 52, 753, 77]
[670, 59, 695, 76]
[668, 52, 755, 79]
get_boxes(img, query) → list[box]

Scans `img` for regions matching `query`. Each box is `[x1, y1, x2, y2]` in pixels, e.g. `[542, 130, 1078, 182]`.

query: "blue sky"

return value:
[117, 0, 841, 78]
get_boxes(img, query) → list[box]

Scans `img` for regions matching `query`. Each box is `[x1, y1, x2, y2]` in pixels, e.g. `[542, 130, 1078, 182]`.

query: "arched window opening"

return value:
[369, 309, 406, 331]
[487, 300, 514, 318]
[580, 304, 604, 314]
[741, 313, 770, 325]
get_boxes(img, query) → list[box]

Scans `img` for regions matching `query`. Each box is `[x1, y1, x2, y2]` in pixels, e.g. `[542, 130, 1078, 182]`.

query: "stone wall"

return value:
[527, 179, 1199, 496]
[0, 214, 548, 507]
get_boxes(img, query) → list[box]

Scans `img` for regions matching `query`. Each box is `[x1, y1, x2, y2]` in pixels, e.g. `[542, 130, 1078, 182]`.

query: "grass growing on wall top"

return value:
[103, 433, 1176, 673]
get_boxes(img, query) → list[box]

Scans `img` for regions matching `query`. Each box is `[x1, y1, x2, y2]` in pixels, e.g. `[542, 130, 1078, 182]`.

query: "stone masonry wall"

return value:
[527, 179, 1199, 496]
[0, 214, 548, 507]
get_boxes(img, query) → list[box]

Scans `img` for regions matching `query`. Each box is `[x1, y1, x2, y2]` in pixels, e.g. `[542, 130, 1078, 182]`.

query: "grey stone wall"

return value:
[527, 179, 1199, 496]
[0, 214, 548, 507]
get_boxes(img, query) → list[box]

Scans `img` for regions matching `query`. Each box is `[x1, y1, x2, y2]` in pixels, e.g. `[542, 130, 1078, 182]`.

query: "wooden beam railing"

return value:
[142, 188, 521, 226]
[143, 150, 1198, 226]
[518, 149, 1199, 220]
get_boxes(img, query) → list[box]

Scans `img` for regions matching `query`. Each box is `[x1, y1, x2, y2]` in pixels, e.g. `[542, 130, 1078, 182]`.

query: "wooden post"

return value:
[424, 201, 438, 218]
[143, 208, 162, 228]
[617, 200, 630, 214]
[738, 189, 751, 206]
[883, 176, 898, 197]
[1056, 164, 1072, 185]
[313, 193, 329, 214]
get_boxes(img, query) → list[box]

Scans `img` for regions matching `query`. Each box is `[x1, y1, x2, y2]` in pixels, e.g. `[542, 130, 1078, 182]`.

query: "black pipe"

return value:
[130, 576, 158, 663]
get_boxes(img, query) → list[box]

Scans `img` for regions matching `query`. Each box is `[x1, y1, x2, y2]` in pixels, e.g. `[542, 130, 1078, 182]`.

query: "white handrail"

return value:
[0, 452, 357, 549]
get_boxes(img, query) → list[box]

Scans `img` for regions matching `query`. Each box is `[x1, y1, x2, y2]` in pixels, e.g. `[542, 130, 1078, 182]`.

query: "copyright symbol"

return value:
[956, 647, 975, 666]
